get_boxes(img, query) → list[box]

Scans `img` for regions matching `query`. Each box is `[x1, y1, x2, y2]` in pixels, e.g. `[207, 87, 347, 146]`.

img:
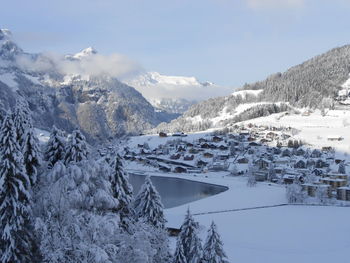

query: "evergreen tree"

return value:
[173, 239, 187, 263]
[23, 127, 41, 186]
[0, 114, 36, 262]
[45, 126, 66, 169]
[13, 98, 31, 148]
[179, 209, 203, 263]
[338, 161, 346, 174]
[134, 175, 167, 228]
[35, 160, 120, 263]
[202, 222, 229, 263]
[110, 154, 135, 232]
[64, 129, 88, 165]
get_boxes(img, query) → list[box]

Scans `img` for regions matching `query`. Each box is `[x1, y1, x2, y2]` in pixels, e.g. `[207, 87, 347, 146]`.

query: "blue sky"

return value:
[2, 0, 350, 87]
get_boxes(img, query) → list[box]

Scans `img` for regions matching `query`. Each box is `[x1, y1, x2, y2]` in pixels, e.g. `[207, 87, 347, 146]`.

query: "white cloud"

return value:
[126, 73, 233, 102]
[16, 51, 142, 79]
[246, 0, 305, 9]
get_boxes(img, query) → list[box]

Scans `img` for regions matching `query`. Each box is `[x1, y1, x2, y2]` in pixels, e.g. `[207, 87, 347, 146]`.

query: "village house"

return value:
[249, 142, 261, 147]
[294, 159, 307, 169]
[159, 132, 167, 137]
[170, 153, 181, 160]
[254, 170, 268, 182]
[337, 187, 350, 201]
[310, 149, 322, 158]
[315, 159, 328, 168]
[282, 148, 291, 157]
[210, 161, 229, 171]
[296, 148, 306, 156]
[320, 178, 347, 189]
[254, 158, 270, 169]
[188, 148, 199, 154]
[302, 184, 332, 197]
[237, 157, 249, 164]
[203, 152, 214, 158]
[183, 154, 194, 161]
[212, 136, 223, 142]
[174, 166, 187, 173]
[197, 160, 208, 167]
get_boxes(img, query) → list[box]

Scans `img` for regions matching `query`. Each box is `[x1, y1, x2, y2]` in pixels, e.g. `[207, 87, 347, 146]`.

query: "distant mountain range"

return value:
[0, 29, 176, 141]
[124, 71, 231, 114]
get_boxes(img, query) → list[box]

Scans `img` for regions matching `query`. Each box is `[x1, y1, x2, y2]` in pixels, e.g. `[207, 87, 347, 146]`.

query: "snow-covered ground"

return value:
[194, 205, 350, 263]
[239, 109, 350, 155]
[159, 174, 350, 263]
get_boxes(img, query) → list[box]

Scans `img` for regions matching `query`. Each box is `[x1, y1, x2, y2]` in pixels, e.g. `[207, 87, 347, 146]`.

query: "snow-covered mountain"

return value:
[0, 29, 175, 141]
[65, 47, 97, 60]
[150, 98, 197, 114]
[124, 71, 232, 114]
[153, 44, 350, 133]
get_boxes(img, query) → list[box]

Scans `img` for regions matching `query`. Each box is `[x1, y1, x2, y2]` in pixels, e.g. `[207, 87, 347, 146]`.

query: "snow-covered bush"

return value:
[286, 183, 306, 204]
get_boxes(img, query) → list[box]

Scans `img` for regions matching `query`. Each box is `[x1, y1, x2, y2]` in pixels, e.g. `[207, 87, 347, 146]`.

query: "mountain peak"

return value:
[0, 29, 22, 60]
[73, 47, 97, 59]
[0, 29, 12, 41]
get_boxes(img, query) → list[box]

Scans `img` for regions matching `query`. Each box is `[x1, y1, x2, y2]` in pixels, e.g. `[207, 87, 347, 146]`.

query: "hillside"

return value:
[245, 44, 350, 108]
[153, 45, 350, 133]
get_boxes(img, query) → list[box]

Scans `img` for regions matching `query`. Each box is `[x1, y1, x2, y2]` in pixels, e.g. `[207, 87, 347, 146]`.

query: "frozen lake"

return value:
[129, 174, 228, 208]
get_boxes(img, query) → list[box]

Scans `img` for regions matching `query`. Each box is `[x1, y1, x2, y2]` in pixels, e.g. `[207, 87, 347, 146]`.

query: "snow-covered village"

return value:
[2, 1, 350, 263]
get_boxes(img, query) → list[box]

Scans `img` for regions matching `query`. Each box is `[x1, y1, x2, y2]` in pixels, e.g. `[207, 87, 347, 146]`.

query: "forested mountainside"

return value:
[0, 29, 171, 141]
[244, 44, 350, 108]
[153, 45, 350, 133]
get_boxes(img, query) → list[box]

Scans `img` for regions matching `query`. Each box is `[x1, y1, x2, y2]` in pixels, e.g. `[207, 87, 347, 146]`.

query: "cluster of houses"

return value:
[124, 124, 350, 202]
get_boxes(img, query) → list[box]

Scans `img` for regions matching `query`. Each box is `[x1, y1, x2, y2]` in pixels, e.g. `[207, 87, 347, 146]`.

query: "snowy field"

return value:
[192, 205, 350, 263]
[162, 176, 350, 263]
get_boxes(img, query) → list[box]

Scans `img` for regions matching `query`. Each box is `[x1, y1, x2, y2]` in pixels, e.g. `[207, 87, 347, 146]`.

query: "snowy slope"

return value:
[238, 109, 350, 154]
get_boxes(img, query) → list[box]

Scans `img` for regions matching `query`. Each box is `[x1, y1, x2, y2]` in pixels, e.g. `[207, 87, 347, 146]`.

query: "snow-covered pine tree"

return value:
[13, 98, 32, 148]
[338, 161, 346, 174]
[110, 154, 135, 232]
[35, 160, 120, 263]
[179, 209, 203, 263]
[134, 175, 167, 228]
[45, 126, 66, 169]
[173, 239, 187, 263]
[0, 114, 36, 262]
[23, 127, 41, 186]
[202, 222, 229, 263]
[64, 129, 88, 165]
